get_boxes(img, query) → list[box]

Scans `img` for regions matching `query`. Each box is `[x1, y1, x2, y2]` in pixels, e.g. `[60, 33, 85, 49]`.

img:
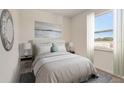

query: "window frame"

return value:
[94, 10, 113, 52]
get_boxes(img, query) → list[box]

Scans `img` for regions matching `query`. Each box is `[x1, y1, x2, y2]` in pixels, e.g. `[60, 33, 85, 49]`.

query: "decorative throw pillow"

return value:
[51, 43, 58, 52]
[55, 42, 67, 52]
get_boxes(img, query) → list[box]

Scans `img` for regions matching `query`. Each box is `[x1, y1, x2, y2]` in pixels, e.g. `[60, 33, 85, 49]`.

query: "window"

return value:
[95, 11, 113, 50]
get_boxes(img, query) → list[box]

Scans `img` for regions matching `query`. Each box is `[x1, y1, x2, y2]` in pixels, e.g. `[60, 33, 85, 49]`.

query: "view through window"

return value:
[95, 11, 113, 49]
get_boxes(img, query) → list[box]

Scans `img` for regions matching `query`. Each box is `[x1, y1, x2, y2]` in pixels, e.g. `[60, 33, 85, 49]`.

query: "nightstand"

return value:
[19, 56, 35, 83]
[20, 56, 33, 74]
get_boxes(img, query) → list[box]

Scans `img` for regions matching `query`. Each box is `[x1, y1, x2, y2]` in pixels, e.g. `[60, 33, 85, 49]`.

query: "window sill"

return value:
[94, 47, 113, 52]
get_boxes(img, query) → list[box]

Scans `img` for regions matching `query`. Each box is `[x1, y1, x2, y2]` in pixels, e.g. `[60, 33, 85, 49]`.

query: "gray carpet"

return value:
[20, 72, 35, 83]
[19, 69, 124, 83]
[84, 69, 124, 83]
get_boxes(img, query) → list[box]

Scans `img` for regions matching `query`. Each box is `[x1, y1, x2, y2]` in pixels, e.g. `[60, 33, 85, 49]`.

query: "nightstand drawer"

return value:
[20, 56, 33, 61]
[20, 57, 33, 74]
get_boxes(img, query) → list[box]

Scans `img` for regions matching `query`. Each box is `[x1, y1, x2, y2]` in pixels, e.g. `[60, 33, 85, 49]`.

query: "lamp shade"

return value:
[66, 42, 74, 52]
[68, 42, 73, 47]
[24, 43, 31, 50]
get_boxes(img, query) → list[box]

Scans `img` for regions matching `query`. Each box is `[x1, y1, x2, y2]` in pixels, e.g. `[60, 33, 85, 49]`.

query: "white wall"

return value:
[71, 10, 114, 73]
[71, 13, 87, 57]
[62, 17, 71, 42]
[0, 10, 20, 82]
[94, 50, 113, 73]
[19, 10, 71, 43]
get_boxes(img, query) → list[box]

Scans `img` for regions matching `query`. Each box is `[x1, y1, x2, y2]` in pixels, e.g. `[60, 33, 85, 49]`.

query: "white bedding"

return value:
[33, 52, 97, 83]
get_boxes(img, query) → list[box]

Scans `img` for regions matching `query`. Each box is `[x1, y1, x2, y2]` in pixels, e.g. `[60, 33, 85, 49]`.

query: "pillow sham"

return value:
[54, 42, 67, 52]
[34, 43, 52, 56]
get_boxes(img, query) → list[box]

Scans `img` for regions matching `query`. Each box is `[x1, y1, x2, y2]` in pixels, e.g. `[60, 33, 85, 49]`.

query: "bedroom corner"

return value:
[0, 9, 20, 82]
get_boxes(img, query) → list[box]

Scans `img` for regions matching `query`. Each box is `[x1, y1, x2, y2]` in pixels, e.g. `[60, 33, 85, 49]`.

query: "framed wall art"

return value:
[35, 21, 62, 39]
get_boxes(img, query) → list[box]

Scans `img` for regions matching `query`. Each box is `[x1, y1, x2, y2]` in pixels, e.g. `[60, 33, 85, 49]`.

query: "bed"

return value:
[31, 39, 97, 83]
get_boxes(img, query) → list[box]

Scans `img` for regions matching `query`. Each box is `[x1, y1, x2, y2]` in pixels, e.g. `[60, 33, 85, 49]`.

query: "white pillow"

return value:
[54, 42, 66, 52]
[35, 43, 52, 56]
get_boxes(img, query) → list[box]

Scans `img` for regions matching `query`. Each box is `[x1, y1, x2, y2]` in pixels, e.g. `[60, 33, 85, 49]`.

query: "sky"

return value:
[95, 11, 113, 31]
[95, 11, 113, 38]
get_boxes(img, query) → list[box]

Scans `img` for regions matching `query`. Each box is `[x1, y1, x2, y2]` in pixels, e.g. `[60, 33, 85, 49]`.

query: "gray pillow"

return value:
[51, 43, 58, 52]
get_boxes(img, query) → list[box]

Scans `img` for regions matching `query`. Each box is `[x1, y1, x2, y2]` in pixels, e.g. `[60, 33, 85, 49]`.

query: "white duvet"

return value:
[33, 52, 97, 83]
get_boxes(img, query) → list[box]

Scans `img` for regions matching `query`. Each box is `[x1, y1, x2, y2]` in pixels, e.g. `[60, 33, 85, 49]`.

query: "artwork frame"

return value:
[0, 9, 14, 51]
[35, 21, 62, 39]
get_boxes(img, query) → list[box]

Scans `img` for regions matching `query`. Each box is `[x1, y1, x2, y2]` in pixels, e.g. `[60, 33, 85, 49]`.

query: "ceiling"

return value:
[44, 9, 87, 17]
